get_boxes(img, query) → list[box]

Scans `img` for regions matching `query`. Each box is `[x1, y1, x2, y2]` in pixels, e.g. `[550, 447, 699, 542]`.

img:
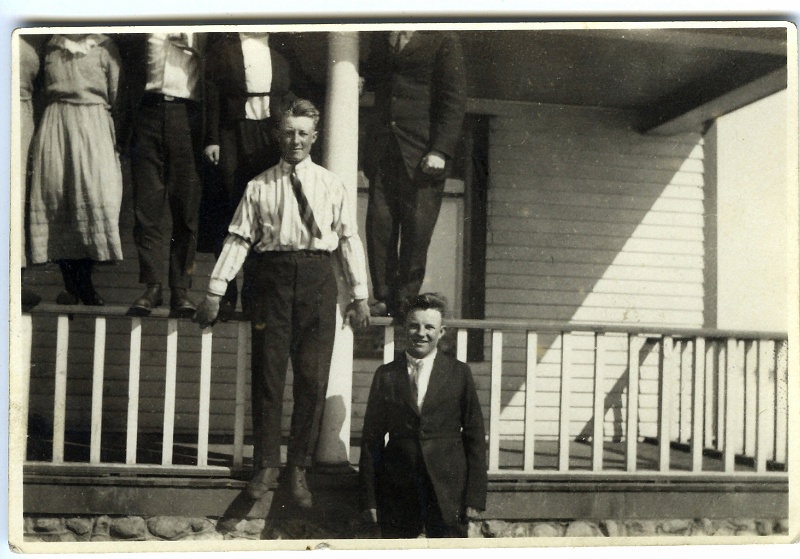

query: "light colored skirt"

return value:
[20, 99, 34, 267]
[28, 101, 123, 263]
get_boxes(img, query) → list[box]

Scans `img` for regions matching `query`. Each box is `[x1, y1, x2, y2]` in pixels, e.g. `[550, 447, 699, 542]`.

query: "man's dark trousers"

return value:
[366, 137, 446, 311]
[243, 251, 338, 469]
[132, 98, 203, 289]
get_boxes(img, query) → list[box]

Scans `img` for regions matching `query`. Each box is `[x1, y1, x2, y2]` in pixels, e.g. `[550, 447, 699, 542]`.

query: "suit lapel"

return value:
[226, 33, 247, 89]
[419, 352, 449, 415]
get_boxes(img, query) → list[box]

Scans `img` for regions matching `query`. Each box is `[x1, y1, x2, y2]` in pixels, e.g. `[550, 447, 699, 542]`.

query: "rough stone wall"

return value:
[23, 515, 790, 542]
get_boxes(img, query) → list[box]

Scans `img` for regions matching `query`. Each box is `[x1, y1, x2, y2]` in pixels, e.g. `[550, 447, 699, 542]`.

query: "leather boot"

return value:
[245, 467, 278, 500]
[56, 260, 80, 305]
[288, 466, 313, 509]
[170, 287, 196, 317]
[129, 283, 163, 316]
[76, 259, 104, 306]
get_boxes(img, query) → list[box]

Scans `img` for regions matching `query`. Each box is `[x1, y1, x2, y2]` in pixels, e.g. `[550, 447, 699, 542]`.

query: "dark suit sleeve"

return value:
[269, 47, 297, 117]
[359, 366, 389, 511]
[112, 33, 146, 155]
[203, 35, 222, 147]
[360, 32, 385, 92]
[429, 32, 467, 159]
[460, 362, 487, 511]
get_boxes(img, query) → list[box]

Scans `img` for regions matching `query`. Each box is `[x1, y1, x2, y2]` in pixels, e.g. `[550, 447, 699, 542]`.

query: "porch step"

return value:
[23, 470, 788, 521]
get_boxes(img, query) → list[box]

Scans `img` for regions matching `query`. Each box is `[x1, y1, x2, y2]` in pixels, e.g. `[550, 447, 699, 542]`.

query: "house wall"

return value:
[713, 90, 790, 333]
[479, 102, 707, 442]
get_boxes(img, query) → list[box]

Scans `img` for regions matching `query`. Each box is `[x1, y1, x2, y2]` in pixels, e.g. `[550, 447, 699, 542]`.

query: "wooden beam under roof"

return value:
[645, 66, 788, 135]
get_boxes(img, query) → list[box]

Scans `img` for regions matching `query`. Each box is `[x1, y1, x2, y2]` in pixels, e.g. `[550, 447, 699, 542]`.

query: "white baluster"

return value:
[724, 338, 743, 472]
[197, 328, 213, 467]
[592, 333, 605, 472]
[756, 340, 775, 473]
[691, 337, 705, 472]
[489, 330, 503, 471]
[383, 325, 395, 365]
[658, 336, 674, 472]
[233, 322, 248, 468]
[775, 340, 788, 466]
[558, 332, 572, 472]
[744, 341, 758, 458]
[162, 319, 178, 466]
[626, 335, 642, 472]
[52, 315, 69, 464]
[523, 331, 537, 472]
[126, 318, 142, 464]
[89, 317, 107, 464]
[457, 328, 468, 363]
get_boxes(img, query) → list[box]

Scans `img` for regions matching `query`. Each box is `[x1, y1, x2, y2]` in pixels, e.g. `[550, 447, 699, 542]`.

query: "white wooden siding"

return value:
[482, 105, 706, 440]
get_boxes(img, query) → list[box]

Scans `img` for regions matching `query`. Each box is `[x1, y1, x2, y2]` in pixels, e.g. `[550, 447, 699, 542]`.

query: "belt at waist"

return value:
[389, 432, 462, 440]
[141, 92, 197, 106]
[251, 250, 330, 259]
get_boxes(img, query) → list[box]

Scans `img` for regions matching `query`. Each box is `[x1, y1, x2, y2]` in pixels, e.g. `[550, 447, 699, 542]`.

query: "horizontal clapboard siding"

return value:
[484, 105, 706, 440]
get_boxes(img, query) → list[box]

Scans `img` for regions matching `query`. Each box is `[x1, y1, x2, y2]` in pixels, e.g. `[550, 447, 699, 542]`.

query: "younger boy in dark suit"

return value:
[360, 292, 487, 538]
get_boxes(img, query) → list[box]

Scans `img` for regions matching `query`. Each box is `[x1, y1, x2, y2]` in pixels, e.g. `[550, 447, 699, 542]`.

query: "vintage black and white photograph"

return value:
[5, 18, 798, 552]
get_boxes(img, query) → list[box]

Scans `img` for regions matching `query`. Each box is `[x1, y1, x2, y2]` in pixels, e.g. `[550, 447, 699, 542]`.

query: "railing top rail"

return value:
[24, 304, 788, 341]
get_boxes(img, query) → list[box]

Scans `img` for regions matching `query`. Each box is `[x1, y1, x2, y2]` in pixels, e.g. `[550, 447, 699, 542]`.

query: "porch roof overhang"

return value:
[290, 26, 789, 135]
[460, 27, 789, 134]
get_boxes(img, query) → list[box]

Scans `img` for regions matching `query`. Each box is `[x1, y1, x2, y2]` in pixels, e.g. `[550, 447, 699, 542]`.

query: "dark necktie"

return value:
[409, 360, 421, 407]
[290, 167, 323, 239]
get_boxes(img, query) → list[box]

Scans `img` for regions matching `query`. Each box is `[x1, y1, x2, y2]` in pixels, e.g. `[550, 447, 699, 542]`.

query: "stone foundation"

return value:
[23, 515, 790, 542]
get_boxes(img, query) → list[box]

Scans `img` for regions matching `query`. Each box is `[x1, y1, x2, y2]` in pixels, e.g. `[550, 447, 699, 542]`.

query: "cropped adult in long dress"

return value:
[19, 34, 44, 310]
[28, 34, 124, 305]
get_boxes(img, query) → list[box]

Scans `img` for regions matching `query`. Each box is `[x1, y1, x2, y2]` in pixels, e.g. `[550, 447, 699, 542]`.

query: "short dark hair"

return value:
[281, 99, 320, 129]
[400, 292, 448, 321]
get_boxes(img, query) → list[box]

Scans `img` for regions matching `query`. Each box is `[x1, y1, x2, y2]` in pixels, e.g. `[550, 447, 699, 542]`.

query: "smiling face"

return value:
[404, 308, 446, 360]
[279, 115, 318, 165]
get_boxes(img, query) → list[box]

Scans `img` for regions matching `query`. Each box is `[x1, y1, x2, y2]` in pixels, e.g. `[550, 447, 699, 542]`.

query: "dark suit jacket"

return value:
[362, 31, 467, 178]
[359, 351, 487, 528]
[203, 32, 295, 147]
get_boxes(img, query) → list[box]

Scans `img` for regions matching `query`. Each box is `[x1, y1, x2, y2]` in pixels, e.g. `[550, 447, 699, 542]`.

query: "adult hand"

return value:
[362, 508, 378, 524]
[193, 294, 221, 328]
[420, 150, 446, 175]
[345, 299, 370, 330]
[204, 145, 220, 165]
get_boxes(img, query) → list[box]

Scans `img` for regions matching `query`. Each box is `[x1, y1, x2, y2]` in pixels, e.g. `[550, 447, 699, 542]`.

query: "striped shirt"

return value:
[207, 156, 369, 300]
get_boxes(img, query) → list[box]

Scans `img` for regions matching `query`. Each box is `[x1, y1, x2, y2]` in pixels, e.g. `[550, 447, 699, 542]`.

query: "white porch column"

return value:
[316, 31, 360, 468]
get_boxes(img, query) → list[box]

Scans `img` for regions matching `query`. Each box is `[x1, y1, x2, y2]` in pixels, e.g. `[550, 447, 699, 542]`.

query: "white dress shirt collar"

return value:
[279, 156, 313, 173]
[406, 348, 437, 409]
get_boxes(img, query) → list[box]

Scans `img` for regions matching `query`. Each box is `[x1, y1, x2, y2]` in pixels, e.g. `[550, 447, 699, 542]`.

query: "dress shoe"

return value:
[369, 300, 390, 317]
[129, 284, 163, 316]
[288, 466, 313, 509]
[170, 288, 196, 317]
[78, 289, 105, 306]
[75, 262, 103, 306]
[21, 288, 41, 311]
[245, 467, 278, 500]
[56, 290, 79, 305]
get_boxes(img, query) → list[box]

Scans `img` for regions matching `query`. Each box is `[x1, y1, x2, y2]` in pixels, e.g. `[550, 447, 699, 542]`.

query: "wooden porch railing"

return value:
[18, 305, 789, 478]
